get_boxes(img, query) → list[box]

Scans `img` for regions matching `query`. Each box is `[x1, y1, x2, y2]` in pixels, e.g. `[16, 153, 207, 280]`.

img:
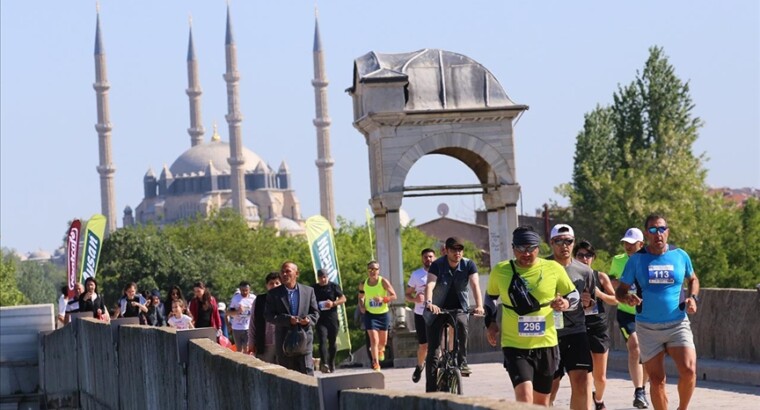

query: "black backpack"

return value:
[503, 260, 548, 315]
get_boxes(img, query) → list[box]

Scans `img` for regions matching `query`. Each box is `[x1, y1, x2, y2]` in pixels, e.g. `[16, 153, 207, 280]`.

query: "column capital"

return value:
[483, 184, 521, 209]
[369, 192, 403, 215]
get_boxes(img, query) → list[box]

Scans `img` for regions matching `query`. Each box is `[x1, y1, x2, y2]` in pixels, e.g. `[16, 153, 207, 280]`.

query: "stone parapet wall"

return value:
[607, 288, 760, 364]
[38, 287, 759, 409]
[186, 339, 319, 409]
[76, 319, 118, 410]
[117, 325, 186, 410]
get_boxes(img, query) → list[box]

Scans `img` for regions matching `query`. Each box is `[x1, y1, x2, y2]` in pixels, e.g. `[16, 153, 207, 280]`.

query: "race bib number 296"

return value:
[517, 315, 546, 337]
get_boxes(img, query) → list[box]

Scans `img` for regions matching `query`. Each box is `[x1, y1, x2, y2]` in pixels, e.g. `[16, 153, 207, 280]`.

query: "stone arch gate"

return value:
[349, 49, 528, 329]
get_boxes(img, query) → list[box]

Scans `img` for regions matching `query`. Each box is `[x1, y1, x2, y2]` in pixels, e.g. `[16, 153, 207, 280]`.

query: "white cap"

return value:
[621, 228, 644, 244]
[217, 302, 226, 310]
[550, 224, 574, 239]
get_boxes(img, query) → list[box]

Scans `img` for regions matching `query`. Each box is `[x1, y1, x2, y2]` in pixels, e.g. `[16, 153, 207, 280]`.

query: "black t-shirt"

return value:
[428, 257, 478, 310]
[313, 282, 344, 323]
[122, 296, 142, 318]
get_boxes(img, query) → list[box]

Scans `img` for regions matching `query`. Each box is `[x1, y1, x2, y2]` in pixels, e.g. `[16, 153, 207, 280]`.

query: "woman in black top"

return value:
[78, 277, 110, 321]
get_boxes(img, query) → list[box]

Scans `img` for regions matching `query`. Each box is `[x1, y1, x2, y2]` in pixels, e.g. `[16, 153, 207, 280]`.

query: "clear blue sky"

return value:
[2, 1, 758, 254]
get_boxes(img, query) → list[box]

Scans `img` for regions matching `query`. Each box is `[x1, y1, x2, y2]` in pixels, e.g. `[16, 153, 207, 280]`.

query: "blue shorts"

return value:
[364, 311, 390, 331]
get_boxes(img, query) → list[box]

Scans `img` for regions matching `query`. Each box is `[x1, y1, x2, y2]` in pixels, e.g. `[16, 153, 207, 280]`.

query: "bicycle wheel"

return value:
[447, 367, 463, 395]
[436, 366, 447, 392]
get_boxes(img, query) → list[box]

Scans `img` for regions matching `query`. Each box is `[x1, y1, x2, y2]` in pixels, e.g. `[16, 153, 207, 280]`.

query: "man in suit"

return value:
[265, 261, 320, 375]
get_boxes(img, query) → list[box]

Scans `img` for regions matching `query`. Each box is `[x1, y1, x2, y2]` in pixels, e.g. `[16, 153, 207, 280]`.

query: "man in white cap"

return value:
[547, 224, 596, 410]
[608, 227, 649, 409]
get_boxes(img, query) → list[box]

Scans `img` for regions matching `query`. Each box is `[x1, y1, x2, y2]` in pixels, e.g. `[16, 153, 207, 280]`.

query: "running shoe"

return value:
[459, 361, 472, 376]
[594, 401, 607, 410]
[378, 349, 385, 362]
[412, 365, 423, 383]
[633, 389, 649, 409]
[371, 361, 381, 372]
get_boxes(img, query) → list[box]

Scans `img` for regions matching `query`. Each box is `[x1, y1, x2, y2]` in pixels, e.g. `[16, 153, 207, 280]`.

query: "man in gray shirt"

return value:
[547, 224, 596, 410]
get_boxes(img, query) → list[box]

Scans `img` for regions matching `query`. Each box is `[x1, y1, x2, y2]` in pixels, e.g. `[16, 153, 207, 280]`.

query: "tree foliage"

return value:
[562, 46, 758, 288]
[0, 252, 25, 306]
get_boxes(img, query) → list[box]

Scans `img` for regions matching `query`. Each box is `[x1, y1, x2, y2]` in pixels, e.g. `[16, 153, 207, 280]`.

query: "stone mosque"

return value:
[92, 7, 338, 236]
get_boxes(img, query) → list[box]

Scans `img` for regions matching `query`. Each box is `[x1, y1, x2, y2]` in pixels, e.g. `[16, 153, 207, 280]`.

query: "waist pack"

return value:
[282, 325, 310, 357]
[504, 260, 548, 315]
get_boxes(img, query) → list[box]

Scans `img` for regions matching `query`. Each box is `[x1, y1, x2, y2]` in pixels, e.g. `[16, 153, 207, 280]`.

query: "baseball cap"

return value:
[445, 237, 465, 250]
[317, 269, 328, 277]
[621, 228, 644, 244]
[550, 224, 574, 239]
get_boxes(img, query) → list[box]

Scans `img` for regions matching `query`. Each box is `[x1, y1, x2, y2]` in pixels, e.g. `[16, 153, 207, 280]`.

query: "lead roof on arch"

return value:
[352, 49, 519, 110]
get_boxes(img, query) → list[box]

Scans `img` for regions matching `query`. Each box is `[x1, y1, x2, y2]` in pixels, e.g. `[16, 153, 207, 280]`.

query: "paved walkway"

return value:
[329, 362, 759, 409]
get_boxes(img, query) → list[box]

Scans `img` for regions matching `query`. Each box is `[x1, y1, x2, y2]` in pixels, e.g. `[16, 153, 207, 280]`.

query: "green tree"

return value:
[15, 259, 65, 305]
[0, 251, 25, 306]
[561, 46, 743, 286]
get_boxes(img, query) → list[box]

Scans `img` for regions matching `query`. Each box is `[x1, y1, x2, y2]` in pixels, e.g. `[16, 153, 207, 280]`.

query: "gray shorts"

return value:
[637, 317, 695, 363]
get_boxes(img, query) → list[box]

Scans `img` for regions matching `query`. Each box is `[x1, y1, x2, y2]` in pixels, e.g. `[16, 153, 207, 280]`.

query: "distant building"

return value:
[415, 208, 555, 267]
[91, 7, 329, 235]
[709, 187, 760, 207]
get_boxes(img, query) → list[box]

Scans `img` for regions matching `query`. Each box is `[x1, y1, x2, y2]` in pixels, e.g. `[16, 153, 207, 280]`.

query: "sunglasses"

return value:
[513, 244, 539, 254]
[552, 238, 575, 246]
[647, 226, 668, 234]
[576, 252, 595, 259]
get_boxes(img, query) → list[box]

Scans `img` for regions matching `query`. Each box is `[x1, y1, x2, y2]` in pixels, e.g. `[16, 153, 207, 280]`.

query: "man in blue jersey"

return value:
[615, 214, 699, 410]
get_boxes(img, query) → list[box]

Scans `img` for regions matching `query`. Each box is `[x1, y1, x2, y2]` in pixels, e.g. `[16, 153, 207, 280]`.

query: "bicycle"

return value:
[434, 308, 474, 395]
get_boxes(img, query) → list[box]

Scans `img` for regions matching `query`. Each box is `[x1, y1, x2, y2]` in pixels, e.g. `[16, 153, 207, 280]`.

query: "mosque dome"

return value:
[169, 139, 264, 176]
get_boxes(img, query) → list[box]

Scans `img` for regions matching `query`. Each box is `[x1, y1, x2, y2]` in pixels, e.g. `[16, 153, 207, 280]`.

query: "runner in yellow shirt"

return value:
[485, 226, 579, 406]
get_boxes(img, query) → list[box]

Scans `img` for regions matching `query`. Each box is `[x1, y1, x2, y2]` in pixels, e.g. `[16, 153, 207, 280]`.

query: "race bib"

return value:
[369, 299, 383, 308]
[517, 315, 546, 337]
[319, 301, 330, 311]
[584, 304, 599, 316]
[648, 264, 675, 284]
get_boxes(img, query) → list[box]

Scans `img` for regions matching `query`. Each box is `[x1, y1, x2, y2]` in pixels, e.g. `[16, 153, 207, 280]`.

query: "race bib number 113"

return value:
[648, 264, 675, 284]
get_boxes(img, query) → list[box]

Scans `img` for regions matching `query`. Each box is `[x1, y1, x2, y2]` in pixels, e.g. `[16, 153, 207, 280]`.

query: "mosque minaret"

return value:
[126, 5, 305, 234]
[186, 19, 205, 148]
[312, 11, 336, 226]
[223, 6, 246, 216]
[93, 10, 117, 234]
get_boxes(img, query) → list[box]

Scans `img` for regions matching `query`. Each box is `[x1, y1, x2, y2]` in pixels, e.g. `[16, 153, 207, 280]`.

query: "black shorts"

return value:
[554, 332, 593, 379]
[586, 324, 611, 354]
[616, 310, 637, 340]
[502, 346, 559, 394]
[414, 313, 427, 344]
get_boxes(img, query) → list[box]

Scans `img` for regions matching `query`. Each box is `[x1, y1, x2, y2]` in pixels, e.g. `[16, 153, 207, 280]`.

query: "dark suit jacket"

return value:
[251, 294, 268, 353]
[264, 283, 319, 364]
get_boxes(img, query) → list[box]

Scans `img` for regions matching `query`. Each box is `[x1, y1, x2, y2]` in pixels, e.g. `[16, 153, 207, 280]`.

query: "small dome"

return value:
[279, 217, 304, 233]
[170, 139, 263, 176]
[27, 249, 52, 261]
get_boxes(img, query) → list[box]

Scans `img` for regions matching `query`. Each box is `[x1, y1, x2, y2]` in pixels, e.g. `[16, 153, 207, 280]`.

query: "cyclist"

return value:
[485, 226, 579, 406]
[423, 237, 484, 393]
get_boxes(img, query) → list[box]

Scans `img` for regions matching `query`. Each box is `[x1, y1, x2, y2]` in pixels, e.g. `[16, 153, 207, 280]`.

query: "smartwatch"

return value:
[690, 294, 699, 303]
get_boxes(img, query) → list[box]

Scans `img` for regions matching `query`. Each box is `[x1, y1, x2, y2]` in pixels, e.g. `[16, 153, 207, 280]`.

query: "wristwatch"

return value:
[425, 300, 432, 307]
[690, 294, 699, 303]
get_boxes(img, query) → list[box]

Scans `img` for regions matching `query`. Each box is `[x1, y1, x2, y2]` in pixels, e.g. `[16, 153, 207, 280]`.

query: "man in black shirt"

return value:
[313, 268, 347, 373]
[423, 237, 485, 392]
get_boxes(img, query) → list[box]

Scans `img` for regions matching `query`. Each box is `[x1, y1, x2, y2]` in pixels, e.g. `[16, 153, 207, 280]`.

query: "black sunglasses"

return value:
[552, 238, 575, 246]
